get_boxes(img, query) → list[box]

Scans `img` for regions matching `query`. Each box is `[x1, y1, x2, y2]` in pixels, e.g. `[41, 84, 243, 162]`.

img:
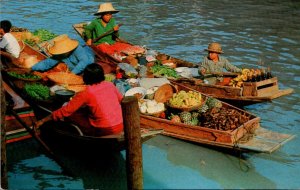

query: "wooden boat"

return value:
[1, 42, 162, 150]
[73, 22, 293, 107]
[139, 84, 295, 153]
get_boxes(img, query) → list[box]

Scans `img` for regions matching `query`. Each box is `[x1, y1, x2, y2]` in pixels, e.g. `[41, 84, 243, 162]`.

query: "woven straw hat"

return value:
[48, 34, 79, 55]
[94, 2, 119, 16]
[205, 42, 224, 54]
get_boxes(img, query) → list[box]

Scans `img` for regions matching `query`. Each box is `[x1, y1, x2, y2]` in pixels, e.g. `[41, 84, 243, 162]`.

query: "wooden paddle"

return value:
[92, 23, 123, 44]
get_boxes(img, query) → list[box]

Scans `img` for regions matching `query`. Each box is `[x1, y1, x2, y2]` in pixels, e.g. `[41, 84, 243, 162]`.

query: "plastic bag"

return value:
[114, 79, 131, 95]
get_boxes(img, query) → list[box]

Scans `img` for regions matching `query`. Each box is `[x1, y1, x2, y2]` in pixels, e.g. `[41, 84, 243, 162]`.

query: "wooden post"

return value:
[1, 79, 8, 189]
[121, 96, 143, 190]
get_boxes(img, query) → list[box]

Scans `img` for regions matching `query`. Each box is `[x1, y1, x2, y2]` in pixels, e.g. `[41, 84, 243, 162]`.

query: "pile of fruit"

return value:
[168, 90, 202, 109]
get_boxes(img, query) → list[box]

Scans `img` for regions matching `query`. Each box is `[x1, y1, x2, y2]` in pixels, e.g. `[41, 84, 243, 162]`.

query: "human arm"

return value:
[198, 56, 209, 75]
[70, 46, 94, 74]
[84, 20, 97, 46]
[52, 90, 87, 121]
[31, 58, 59, 72]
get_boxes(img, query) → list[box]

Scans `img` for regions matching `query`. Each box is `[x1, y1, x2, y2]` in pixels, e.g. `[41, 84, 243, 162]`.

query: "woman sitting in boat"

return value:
[35, 63, 124, 136]
[84, 3, 144, 63]
[199, 42, 241, 84]
[31, 34, 95, 74]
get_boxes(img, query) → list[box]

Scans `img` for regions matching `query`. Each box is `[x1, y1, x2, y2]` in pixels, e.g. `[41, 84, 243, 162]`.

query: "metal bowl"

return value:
[55, 89, 75, 102]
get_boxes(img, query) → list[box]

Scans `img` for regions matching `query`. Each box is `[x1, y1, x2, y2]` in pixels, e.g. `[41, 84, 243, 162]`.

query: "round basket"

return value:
[47, 72, 84, 85]
[154, 83, 177, 103]
[66, 84, 87, 93]
[166, 101, 204, 112]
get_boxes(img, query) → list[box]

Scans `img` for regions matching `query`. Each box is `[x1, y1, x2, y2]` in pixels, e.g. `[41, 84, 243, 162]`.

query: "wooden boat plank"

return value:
[237, 128, 296, 153]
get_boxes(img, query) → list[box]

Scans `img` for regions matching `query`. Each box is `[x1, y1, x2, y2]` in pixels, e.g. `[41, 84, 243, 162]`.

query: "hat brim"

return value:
[205, 48, 224, 54]
[48, 40, 79, 55]
[94, 10, 119, 16]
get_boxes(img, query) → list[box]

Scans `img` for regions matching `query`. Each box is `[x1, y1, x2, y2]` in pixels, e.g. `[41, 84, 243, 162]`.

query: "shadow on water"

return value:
[146, 135, 276, 189]
[39, 130, 128, 189]
[7, 137, 128, 189]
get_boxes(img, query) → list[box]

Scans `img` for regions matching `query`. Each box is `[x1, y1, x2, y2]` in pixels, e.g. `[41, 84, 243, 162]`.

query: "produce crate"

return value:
[242, 77, 279, 96]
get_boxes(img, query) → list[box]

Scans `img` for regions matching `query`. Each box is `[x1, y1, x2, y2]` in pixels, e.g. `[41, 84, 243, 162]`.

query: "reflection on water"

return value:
[2, 0, 300, 189]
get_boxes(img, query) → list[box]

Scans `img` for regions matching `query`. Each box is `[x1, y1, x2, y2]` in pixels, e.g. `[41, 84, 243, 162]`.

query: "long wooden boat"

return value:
[139, 84, 294, 153]
[1, 42, 162, 150]
[73, 22, 293, 107]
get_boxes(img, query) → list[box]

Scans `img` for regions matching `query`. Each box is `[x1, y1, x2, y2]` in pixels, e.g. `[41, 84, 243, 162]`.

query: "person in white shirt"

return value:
[0, 20, 21, 59]
[0, 20, 26, 110]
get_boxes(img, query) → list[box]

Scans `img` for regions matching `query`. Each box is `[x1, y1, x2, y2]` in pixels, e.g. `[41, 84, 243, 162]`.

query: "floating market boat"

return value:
[1, 42, 162, 150]
[73, 22, 293, 107]
[138, 84, 294, 153]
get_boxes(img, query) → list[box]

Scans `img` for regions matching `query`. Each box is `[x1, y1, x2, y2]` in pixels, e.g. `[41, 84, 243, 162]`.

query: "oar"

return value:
[92, 23, 123, 44]
[7, 108, 73, 176]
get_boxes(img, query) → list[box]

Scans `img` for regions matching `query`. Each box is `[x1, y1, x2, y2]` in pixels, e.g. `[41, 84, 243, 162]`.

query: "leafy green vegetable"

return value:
[8, 72, 41, 80]
[24, 83, 50, 101]
[150, 63, 179, 78]
[33, 29, 58, 42]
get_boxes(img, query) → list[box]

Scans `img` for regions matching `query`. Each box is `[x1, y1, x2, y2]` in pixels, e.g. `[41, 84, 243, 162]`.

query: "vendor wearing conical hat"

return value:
[84, 2, 143, 70]
[31, 34, 95, 74]
[198, 42, 241, 84]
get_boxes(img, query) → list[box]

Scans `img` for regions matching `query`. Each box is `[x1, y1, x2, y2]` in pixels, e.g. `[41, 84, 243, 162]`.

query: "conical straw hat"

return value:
[48, 34, 79, 55]
[94, 2, 119, 15]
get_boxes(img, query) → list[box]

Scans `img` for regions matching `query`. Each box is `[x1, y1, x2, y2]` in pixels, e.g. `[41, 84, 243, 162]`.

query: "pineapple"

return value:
[206, 97, 222, 109]
[179, 111, 192, 123]
[191, 112, 199, 119]
[184, 117, 199, 126]
[198, 104, 209, 113]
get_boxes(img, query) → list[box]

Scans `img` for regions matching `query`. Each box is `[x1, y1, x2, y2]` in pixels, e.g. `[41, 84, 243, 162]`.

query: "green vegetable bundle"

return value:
[150, 63, 179, 78]
[8, 71, 41, 80]
[24, 83, 50, 101]
[33, 29, 58, 42]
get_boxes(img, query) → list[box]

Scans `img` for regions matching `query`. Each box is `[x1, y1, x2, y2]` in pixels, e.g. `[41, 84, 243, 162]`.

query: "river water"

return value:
[2, 0, 300, 189]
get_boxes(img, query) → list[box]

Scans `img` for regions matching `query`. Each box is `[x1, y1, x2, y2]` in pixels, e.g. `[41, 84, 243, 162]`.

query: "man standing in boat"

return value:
[199, 42, 241, 84]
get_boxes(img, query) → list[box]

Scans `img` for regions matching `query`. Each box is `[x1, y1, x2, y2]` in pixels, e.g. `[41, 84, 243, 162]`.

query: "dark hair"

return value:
[83, 63, 105, 85]
[0, 20, 12, 33]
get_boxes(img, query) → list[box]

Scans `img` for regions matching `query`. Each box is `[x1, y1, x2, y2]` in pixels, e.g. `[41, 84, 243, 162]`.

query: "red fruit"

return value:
[159, 112, 166, 119]
[170, 115, 181, 123]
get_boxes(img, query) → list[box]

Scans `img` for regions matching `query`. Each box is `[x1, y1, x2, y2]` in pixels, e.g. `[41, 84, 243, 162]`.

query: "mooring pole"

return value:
[1, 79, 8, 189]
[121, 96, 143, 190]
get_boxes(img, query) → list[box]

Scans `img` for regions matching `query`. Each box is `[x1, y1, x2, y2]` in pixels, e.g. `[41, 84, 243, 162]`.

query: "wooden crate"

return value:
[242, 77, 279, 96]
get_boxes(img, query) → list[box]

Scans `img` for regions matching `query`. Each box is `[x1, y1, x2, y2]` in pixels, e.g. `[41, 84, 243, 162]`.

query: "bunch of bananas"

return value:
[229, 69, 251, 88]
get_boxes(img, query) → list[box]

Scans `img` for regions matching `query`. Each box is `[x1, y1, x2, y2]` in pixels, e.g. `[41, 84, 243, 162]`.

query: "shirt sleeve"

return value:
[70, 46, 93, 74]
[31, 58, 58, 71]
[198, 56, 208, 75]
[84, 20, 96, 40]
[52, 90, 87, 121]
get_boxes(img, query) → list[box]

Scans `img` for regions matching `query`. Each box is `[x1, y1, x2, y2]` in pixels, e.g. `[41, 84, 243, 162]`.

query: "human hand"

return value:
[200, 68, 206, 75]
[86, 39, 92, 46]
[113, 25, 120, 31]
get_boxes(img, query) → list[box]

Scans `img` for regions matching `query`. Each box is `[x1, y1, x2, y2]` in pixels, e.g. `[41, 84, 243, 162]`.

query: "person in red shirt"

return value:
[36, 63, 124, 136]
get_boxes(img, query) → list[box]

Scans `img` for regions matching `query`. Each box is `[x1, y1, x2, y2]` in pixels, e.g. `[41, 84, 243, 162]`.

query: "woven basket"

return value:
[167, 102, 202, 112]
[66, 84, 87, 93]
[47, 72, 84, 85]
[142, 109, 165, 117]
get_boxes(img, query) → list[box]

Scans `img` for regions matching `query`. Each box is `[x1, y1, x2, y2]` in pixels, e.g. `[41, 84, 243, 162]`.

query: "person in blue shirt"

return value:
[31, 34, 95, 74]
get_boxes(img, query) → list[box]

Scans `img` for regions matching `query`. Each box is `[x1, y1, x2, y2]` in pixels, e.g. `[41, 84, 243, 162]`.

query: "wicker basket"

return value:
[141, 109, 165, 117]
[47, 72, 84, 85]
[166, 102, 202, 112]
[66, 84, 87, 93]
